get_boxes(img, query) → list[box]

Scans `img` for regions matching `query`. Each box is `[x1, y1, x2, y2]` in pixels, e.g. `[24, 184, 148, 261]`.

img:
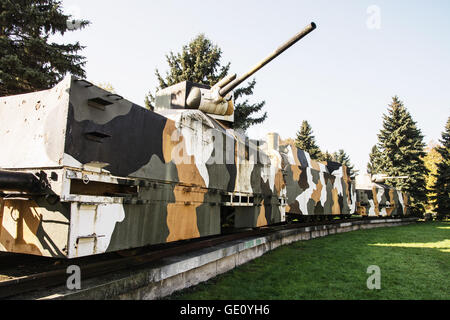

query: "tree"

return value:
[144, 94, 153, 110]
[232, 78, 267, 131]
[430, 117, 450, 220]
[423, 141, 443, 213]
[332, 149, 357, 177]
[0, 0, 89, 96]
[294, 120, 322, 160]
[367, 145, 383, 175]
[146, 34, 266, 130]
[376, 96, 429, 216]
[319, 151, 333, 162]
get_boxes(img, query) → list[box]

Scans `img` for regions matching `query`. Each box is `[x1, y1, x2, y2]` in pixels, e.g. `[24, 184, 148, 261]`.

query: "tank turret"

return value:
[155, 22, 316, 123]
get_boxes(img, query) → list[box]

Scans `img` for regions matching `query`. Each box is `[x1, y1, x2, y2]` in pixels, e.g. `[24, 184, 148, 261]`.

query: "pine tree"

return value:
[377, 96, 429, 216]
[320, 151, 333, 162]
[0, 0, 89, 96]
[367, 145, 383, 174]
[332, 149, 357, 177]
[232, 78, 267, 131]
[153, 34, 229, 89]
[144, 94, 153, 110]
[430, 117, 450, 220]
[294, 120, 322, 160]
[423, 142, 443, 213]
[146, 34, 266, 130]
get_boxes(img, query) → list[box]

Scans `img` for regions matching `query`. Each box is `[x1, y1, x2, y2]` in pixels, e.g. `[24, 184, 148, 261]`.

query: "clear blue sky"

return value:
[56, 0, 450, 173]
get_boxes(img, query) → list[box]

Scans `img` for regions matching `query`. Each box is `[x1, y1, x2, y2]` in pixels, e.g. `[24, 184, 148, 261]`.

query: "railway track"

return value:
[0, 216, 389, 299]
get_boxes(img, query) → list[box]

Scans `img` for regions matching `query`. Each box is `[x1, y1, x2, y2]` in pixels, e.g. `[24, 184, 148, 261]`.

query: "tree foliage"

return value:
[153, 34, 229, 89]
[146, 34, 266, 130]
[232, 78, 266, 131]
[375, 96, 429, 216]
[332, 149, 357, 177]
[320, 151, 333, 162]
[423, 141, 442, 213]
[0, 0, 89, 96]
[367, 145, 383, 175]
[430, 117, 450, 219]
[293, 121, 356, 173]
[294, 120, 322, 160]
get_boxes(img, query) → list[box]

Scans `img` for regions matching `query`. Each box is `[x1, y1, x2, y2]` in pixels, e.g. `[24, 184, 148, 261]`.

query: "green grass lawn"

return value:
[170, 221, 449, 300]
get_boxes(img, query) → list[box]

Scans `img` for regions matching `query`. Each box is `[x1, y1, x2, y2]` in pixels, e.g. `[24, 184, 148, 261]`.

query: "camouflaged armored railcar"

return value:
[0, 76, 359, 258]
[355, 175, 410, 217]
[0, 22, 407, 259]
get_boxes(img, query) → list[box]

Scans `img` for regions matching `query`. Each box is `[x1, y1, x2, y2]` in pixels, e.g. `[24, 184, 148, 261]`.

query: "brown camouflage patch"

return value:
[310, 159, 320, 171]
[274, 168, 285, 195]
[288, 200, 301, 214]
[311, 178, 323, 203]
[356, 202, 367, 216]
[372, 187, 380, 216]
[386, 189, 396, 216]
[331, 188, 341, 215]
[403, 193, 409, 215]
[162, 119, 178, 163]
[166, 132, 205, 241]
[291, 165, 301, 182]
[256, 200, 268, 227]
[291, 145, 301, 166]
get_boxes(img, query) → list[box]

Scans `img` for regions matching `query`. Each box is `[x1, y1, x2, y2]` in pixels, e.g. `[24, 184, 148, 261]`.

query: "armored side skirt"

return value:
[0, 167, 286, 258]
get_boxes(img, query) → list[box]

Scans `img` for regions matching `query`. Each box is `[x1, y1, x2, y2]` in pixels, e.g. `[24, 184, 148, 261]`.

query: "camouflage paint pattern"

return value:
[278, 142, 356, 216]
[355, 175, 410, 217]
[0, 77, 400, 258]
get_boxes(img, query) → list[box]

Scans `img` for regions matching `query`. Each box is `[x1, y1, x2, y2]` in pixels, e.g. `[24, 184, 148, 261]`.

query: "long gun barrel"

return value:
[0, 170, 42, 193]
[219, 22, 316, 97]
[184, 22, 317, 116]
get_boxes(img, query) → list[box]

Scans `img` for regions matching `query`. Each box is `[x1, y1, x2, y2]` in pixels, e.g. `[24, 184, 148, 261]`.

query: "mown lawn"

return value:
[169, 221, 449, 300]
